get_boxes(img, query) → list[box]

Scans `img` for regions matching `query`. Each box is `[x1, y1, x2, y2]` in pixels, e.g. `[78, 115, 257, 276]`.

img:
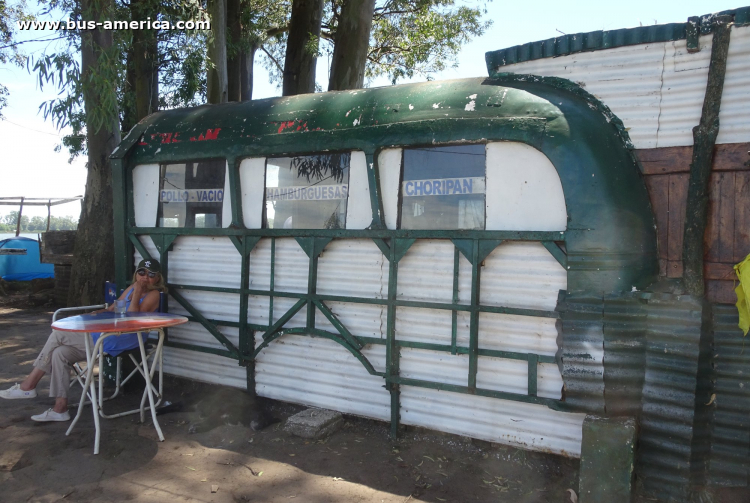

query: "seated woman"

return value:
[0, 259, 166, 422]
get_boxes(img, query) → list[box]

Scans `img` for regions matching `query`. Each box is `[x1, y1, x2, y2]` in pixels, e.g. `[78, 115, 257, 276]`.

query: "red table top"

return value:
[52, 312, 188, 333]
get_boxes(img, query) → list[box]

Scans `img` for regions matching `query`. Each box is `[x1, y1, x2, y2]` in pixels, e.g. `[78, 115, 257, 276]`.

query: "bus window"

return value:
[400, 145, 485, 230]
[157, 159, 227, 228]
[265, 153, 351, 229]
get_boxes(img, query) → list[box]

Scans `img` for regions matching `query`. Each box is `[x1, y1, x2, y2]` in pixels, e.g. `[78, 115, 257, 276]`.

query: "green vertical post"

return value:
[111, 159, 129, 289]
[468, 239, 480, 391]
[386, 240, 401, 438]
[159, 235, 173, 341]
[527, 354, 538, 397]
[227, 156, 243, 227]
[306, 238, 320, 329]
[365, 151, 385, 228]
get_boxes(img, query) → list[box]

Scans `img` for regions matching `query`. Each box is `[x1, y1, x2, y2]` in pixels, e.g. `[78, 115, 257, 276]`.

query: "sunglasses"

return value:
[137, 269, 157, 278]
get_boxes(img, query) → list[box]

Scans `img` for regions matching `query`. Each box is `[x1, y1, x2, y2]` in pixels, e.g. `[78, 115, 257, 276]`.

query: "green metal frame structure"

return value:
[111, 76, 658, 437]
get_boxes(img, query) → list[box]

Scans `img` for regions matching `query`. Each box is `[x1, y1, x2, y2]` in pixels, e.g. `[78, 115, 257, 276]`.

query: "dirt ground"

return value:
[4, 306, 749, 503]
[0, 305, 584, 503]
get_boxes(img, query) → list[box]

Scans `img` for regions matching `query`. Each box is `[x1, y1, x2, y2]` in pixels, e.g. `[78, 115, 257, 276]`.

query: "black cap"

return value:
[136, 258, 161, 274]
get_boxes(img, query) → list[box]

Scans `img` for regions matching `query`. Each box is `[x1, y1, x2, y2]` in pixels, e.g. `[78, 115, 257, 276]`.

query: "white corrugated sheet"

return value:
[479, 241, 567, 311]
[318, 239, 386, 299]
[273, 238, 308, 294]
[163, 346, 246, 388]
[170, 236, 242, 289]
[394, 239, 578, 454]
[400, 387, 585, 456]
[148, 235, 579, 456]
[134, 236, 160, 265]
[502, 25, 750, 148]
[254, 333, 391, 420]
[719, 24, 750, 145]
[167, 321, 239, 350]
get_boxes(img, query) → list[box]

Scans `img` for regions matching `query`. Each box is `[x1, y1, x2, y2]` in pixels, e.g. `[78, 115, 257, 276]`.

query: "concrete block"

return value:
[284, 408, 343, 439]
[579, 415, 637, 503]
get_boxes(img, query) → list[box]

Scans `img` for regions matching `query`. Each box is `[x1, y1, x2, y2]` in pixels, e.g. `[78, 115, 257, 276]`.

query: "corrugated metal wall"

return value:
[637, 294, 704, 502]
[707, 304, 750, 486]
[501, 25, 750, 149]
[142, 235, 585, 457]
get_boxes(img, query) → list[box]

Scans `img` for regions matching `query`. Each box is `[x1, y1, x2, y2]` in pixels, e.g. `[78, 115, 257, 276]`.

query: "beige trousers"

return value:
[33, 330, 88, 398]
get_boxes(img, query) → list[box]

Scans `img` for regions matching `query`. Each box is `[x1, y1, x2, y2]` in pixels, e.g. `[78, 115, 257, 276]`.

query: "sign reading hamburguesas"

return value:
[266, 184, 349, 201]
[160, 189, 224, 203]
[402, 177, 485, 197]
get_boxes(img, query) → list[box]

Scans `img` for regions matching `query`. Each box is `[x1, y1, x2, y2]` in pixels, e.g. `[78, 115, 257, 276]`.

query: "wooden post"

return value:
[15, 197, 24, 237]
[46, 200, 51, 232]
[682, 16, 732, 297]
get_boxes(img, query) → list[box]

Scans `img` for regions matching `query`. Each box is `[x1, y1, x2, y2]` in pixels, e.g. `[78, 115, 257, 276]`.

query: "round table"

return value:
[52, 311, 188, 454]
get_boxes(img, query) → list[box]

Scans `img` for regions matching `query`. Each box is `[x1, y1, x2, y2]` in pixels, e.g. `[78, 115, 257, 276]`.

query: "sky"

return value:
[0, 0, 743, 220]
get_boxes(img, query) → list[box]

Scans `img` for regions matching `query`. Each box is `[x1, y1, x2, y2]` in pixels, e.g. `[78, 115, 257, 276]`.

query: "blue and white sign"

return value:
[160, 189, 224, 203]
[402, 177, 485, 197]
[266, 184, 349, 201]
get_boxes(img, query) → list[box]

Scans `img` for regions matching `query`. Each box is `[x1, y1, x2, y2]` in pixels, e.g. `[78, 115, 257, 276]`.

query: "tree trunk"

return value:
[682, 16, 731, 297]
[122, 45, 137, 132]
[132, 0, 159, 119]
[240, 45, 257, 101]
[283, 0, 324, 96]
[68, 0, 121, 306]
[328, 0, 375, 91]
[207, 0, 228, 104]
[226, 0, 242, 101]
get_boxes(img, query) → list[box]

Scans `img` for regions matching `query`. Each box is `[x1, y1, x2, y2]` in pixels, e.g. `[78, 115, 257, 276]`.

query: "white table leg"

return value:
[138, 329, 164, 441]
[67, 332, 106, 455]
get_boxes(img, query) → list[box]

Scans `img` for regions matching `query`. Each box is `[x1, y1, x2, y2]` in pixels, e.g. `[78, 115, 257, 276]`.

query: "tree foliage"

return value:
[0, 211, 78, 232]
[0, 0, 34, 118]
[365, 0, 491, 84]
[24, 0, 490, 157]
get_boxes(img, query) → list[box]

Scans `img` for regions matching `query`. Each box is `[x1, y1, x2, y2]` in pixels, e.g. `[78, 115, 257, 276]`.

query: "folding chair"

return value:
[55, 283, 167, 419]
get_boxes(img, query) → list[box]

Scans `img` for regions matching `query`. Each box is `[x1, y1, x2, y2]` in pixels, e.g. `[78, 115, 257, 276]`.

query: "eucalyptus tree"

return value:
[33, 0, 124, 305]
[259, 0, 491, 93]
[327, 0, 375, 91]
[282, 0, 324, 96]
[0, 0, 34, 118]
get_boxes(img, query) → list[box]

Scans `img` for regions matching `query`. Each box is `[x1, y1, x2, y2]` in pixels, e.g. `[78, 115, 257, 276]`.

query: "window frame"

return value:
[262, 150, 355, 230]
[396, 142, 488, 231]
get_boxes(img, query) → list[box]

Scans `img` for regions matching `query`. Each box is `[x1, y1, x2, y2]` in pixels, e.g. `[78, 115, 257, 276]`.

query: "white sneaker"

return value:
[31, 408, 70, 422]
[0, 383, 37, 399]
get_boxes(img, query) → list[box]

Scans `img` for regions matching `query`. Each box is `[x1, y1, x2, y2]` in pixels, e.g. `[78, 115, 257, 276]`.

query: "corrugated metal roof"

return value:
[707, 304, 750, 486]
[485, 7, 750, 72]
[493, 24, 750, 148]
[486, 13, 750, 149]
